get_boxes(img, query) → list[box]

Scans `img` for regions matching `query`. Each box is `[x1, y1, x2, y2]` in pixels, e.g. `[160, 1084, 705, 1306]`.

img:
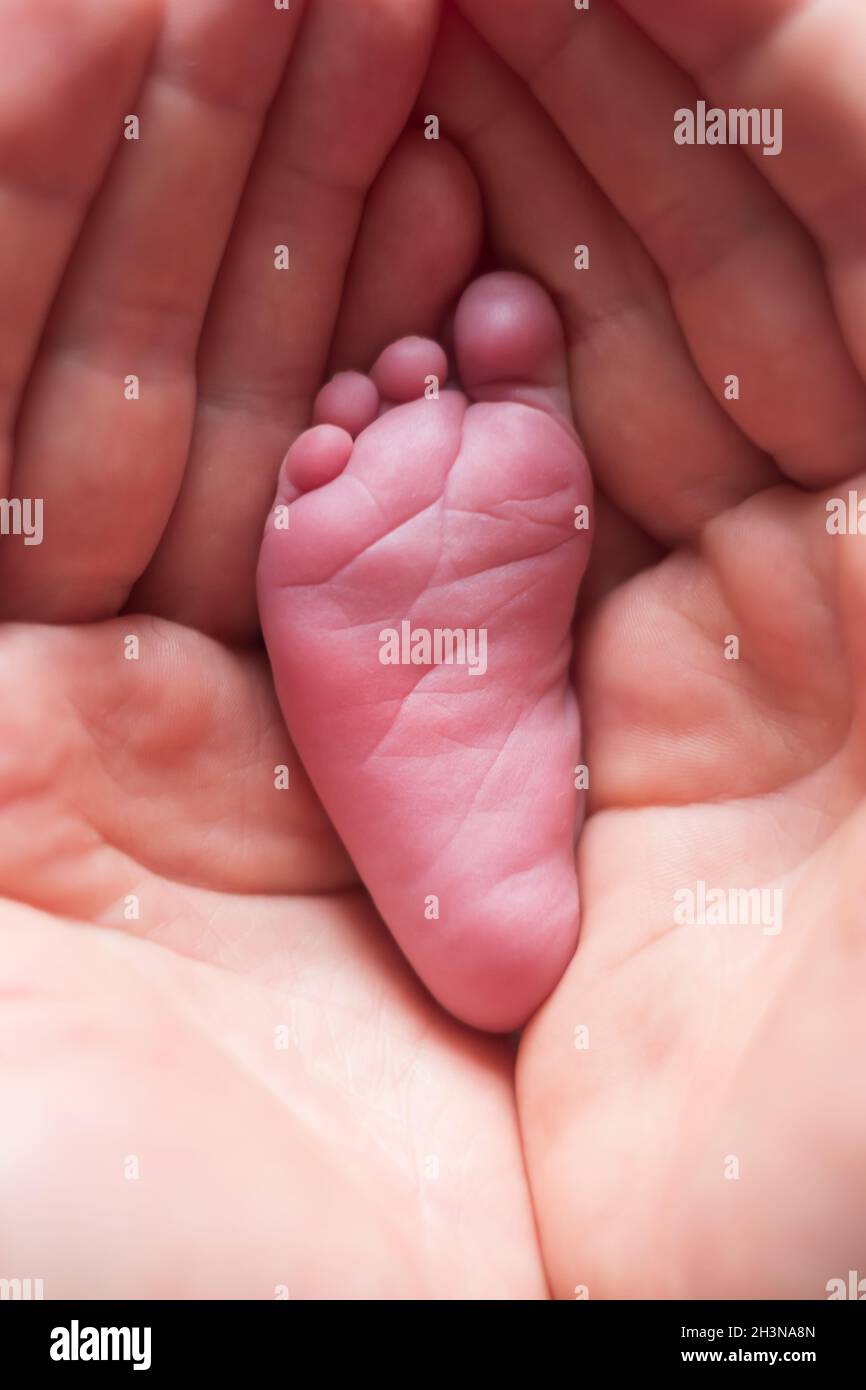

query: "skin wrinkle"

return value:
[425, 701, 555, 873]
[0, 0, 552, 1300]
[11, 0, 866, 1302]
[258, 271, 588, 1029]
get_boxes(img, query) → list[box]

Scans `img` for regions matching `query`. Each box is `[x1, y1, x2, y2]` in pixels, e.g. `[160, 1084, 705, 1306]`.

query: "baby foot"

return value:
[257, 273, 592, 1030]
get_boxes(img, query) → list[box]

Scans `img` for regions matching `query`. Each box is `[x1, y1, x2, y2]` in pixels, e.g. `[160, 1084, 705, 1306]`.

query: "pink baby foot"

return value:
[257, 273, 592, 1030]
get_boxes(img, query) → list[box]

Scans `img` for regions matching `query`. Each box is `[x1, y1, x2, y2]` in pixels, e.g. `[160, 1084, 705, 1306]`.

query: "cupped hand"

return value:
[0, 0, 545, 1298]
[431, 0, 866, 1296]
[6, 0, 865, 1302]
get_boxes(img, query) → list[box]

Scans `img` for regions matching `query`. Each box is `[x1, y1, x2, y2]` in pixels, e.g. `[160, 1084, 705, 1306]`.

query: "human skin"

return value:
[1, 0, 865, 1298]
[432, 0, 866, 1296]
[0, 0, 545, 1299]
[258, 273, 592, 1031]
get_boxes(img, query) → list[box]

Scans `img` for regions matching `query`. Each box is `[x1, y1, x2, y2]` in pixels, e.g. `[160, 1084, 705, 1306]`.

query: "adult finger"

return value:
[329, 130, 482, 371]
[0, 0, 308, 621]
[0, 0, 158, 499]
[615, 0, 866, 388]
[457, 0, 866, 487]
[421, 12, 777, 546]
[134, 0, 443, 644]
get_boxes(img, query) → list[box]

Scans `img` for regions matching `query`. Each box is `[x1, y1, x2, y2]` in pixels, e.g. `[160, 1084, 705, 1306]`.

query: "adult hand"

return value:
[0, 0, 545, 1298]
[427, 0, 866, 1296]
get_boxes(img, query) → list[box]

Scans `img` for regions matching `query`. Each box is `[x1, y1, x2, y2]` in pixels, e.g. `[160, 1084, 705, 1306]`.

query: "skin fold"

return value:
[0, 0, 864, 1297]
[257, 275, 592, 1031]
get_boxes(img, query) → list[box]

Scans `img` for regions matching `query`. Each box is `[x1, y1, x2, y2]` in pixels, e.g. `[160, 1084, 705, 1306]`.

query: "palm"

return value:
[0, 620, 543, 1296]
[0, 0, 543, 1298]
[521, 480, 866, 1298]
[430, 0, 866, 1298]
[7, 0, 866, 1302]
